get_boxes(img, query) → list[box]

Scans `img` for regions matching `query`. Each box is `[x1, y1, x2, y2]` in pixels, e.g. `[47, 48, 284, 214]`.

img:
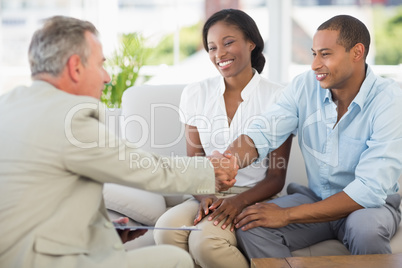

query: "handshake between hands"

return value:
[207, 150, 239, 192]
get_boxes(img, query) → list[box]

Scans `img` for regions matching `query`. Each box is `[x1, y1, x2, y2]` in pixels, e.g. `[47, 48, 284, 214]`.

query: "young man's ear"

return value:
[352, 43, 365, 62]
[67, 54, 83, 82]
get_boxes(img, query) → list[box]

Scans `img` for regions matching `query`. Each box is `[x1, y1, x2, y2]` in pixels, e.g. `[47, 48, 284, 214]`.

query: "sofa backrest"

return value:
[121, 84, 187, 157]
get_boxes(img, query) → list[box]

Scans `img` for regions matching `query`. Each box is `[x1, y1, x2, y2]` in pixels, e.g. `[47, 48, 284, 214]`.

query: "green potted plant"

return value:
[102, 33, 148, 108]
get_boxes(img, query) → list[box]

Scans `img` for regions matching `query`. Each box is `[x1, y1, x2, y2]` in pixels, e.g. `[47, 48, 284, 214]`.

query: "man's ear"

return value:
[352, 43, 365, 62]
[67, 54, 83, 83]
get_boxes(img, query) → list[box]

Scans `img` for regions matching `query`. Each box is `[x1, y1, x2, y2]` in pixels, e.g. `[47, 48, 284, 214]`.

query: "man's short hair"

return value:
[318, 15, 370, 59]
[28, 16, 98, 77]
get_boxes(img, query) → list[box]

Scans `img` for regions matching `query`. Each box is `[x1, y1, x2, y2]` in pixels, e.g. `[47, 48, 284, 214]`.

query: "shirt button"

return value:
[114, 242, 124, 250]
[104, 222, 114, 228]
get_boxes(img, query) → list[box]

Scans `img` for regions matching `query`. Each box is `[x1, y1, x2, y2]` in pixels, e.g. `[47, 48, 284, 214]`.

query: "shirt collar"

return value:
[218, 69, 260, 101]
[218, 77, 225, 96]
[322, 64, 376, 110]
[323, 88, 332, 104]
[352, 65, 376, 110]
[241, 69, 260, 101]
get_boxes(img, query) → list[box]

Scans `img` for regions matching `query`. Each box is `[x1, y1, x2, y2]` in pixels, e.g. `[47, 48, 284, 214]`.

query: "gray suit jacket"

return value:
[0, 81, 215, 267]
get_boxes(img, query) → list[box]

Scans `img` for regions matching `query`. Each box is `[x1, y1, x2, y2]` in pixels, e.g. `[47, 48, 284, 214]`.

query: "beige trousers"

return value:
[153, 195, 249, 268]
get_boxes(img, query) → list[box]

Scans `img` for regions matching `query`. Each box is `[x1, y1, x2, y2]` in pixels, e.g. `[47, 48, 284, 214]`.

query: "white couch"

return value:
[103, 84, 402, 256]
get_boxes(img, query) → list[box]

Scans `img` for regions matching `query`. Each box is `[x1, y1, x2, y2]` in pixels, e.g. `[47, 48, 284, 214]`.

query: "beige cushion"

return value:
[163, 194, 192, 208]
[292, 240, 350, 257]
[103, 183, 166, 226]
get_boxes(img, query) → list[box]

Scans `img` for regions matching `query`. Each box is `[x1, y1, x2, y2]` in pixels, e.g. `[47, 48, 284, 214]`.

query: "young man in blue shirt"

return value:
[225, 15, 402, 258]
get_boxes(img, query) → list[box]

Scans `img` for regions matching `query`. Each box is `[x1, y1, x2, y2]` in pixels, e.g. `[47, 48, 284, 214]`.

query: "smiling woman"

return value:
[206, 21, 255, 81]
[153, 9, 293, 268]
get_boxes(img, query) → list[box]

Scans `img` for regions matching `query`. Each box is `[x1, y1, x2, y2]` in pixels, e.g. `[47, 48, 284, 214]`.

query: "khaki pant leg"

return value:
[154, 198, 199, 252]
[126, 245, 193, 268]
[188, 198, 249, 268]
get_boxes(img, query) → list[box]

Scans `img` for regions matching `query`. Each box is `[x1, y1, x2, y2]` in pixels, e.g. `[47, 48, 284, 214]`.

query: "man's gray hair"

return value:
[28, 16, 98, 77]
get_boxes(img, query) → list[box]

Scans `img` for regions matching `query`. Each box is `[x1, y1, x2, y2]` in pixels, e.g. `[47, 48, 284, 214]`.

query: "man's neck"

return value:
[32, 72, 76, 95]
[330, 64, 367, 124]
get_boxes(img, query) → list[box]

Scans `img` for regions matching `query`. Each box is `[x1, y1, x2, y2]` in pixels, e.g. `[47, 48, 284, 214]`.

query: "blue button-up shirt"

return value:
[247, 66, 402, 208]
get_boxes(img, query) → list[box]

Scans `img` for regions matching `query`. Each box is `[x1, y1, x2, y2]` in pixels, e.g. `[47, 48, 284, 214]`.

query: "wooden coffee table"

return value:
[251, 253, 402, 268]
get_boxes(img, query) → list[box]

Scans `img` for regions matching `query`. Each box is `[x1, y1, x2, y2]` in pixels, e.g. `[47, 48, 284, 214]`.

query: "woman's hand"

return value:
[194, 195, 218, 225]
[207, 196, 246, 231]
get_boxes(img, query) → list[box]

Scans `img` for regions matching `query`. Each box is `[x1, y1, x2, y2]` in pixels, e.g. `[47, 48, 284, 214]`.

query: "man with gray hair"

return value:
[0, 16, 237, 267]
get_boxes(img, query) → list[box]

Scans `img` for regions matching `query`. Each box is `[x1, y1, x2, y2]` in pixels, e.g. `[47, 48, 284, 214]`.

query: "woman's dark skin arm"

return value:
[206, 135, 293, 231]
[185, 124, 206, 158]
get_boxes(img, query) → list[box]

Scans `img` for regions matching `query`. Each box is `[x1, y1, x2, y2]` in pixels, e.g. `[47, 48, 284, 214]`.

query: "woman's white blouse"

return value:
[179, 71, 284, 187]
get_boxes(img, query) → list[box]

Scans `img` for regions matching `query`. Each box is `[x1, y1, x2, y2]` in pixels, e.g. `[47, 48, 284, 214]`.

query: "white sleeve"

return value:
[179, 82, 201, 127]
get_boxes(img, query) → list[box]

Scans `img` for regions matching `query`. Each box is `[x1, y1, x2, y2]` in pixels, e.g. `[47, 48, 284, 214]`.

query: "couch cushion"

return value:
[163, 194, 192, 208]
[103, 183, 166, 226]
[291, 240, 350, 257]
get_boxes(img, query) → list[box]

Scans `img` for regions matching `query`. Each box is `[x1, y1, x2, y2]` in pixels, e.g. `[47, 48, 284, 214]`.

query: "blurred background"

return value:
[1, 0, 401, 99]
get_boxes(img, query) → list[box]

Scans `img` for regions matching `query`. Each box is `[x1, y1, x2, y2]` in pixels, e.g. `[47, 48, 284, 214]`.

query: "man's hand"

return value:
[113, 217, 148, 244]
[234, 192, 364, 231]
[207, 151, 238, 192]
[234, 202, 290, 231]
